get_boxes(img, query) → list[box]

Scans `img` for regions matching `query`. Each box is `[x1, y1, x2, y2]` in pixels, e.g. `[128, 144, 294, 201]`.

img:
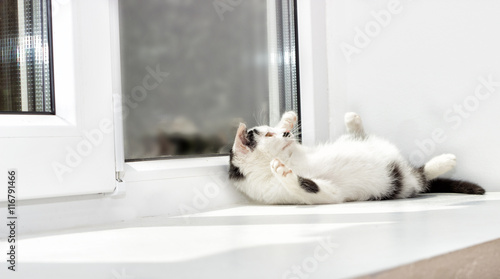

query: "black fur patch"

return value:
[426, 178, 485, 195]
[414, 166, 427, 191]
[382, 162, 403, 200]
[246, 129, 257, 150]
[228, 149, 245, 181]
[283, 132, 291, 138]
[298, 176, 319, 193]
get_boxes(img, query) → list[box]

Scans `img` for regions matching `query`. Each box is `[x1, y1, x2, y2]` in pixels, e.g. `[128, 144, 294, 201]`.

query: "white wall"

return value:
[297, 0, 331, 145]
[326, 0, 500, 191]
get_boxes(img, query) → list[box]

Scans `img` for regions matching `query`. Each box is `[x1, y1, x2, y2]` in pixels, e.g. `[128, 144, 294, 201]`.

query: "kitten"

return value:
[228, 111, 485, 205]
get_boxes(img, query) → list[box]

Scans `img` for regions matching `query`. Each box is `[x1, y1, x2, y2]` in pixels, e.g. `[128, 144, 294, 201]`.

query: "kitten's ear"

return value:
[233, 123, 250, 154]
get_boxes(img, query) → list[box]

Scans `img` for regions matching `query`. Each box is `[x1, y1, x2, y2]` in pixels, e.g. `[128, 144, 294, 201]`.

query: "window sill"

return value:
[123, 156, 229, 182]
[6, 193, 500, 278]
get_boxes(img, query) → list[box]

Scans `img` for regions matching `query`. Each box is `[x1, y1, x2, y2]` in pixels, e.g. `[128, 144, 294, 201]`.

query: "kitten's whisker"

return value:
[291, 121, 302, 136]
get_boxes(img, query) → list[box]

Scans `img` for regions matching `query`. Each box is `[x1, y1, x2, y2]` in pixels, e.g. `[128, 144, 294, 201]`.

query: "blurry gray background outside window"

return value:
[0, 0, 53, 113]
[119, 0, 298, 160]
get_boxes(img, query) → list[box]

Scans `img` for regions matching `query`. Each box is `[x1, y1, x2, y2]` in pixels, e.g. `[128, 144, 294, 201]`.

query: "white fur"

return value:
[230, 112, 456, 205]
[423, 154, 456, 180]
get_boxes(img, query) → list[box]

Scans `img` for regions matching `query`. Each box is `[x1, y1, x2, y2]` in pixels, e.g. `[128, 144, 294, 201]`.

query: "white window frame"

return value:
[114, 0, 330, 187]
[0, 0, 117, 201]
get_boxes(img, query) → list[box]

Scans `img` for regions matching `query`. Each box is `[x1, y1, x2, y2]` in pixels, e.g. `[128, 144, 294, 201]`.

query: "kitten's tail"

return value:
[424, 178, 485, 195]
[421, 153, 485, 195]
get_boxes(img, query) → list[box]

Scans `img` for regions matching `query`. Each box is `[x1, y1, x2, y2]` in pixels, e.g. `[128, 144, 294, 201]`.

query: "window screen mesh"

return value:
[0, 0, 53, 113]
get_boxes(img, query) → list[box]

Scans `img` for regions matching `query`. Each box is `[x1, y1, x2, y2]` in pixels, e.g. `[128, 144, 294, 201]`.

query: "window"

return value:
[0, 0, 116, 201]
[117, 0, 300, 161]
[0, 0, 54, 114]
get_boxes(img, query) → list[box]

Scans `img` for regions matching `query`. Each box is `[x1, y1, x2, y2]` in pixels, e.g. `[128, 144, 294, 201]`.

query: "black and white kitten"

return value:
[229, 111, 485, 205]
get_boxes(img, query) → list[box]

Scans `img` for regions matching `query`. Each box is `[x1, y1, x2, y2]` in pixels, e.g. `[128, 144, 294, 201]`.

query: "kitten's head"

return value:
[229, 111, 298, 181]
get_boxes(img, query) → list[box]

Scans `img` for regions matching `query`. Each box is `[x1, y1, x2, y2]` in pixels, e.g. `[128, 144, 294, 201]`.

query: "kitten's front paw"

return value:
[279, 111, 298, 131]
[270, 159, 292, 177]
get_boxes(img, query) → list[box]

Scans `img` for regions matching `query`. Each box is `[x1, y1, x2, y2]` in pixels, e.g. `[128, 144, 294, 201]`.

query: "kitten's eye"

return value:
[265, 132, 274, 137]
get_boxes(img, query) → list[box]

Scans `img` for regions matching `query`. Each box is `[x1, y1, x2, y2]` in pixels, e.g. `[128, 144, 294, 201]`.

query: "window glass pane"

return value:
[119, 0, 299, 161]
[0, 0, 54, 113]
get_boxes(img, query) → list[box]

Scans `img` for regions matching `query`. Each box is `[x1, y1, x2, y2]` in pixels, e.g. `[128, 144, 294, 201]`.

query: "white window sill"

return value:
[123, 156, 229, 182]
[4, 193, 500, 278]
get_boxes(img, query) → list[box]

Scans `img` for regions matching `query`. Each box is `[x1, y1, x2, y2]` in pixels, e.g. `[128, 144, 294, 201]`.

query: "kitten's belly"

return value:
[291, 138, 401, 201]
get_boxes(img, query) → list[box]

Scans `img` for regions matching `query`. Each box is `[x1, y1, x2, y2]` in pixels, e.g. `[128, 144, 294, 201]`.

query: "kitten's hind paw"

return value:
[344, 112, 361, 125]
[344, 112, 366, 138]
[423, 154, 456, 180]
